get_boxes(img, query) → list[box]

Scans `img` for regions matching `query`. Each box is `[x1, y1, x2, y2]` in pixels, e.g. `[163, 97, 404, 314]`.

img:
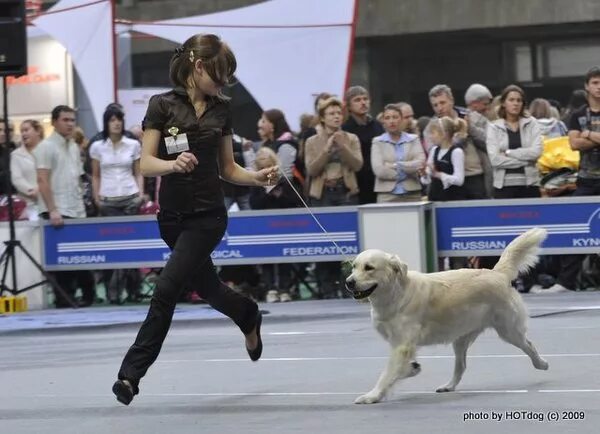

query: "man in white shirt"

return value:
[34, 105, 96, 308]
[35, 106, 86, 224]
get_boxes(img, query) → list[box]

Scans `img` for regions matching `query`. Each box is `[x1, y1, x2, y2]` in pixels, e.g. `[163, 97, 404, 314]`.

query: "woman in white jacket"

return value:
[486, 85, 543, 199]
[10, 120, 44, 220]
[371, 104, 425, 202]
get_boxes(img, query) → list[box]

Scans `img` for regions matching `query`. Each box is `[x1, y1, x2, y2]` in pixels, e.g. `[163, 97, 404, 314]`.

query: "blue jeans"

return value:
[224, 194, 251, 211]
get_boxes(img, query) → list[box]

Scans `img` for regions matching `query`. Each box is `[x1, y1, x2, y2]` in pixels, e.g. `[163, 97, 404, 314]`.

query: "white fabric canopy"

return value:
[130, 0, 356, 130]
[32, 0, 114, 130]
[27, 0, 355, 131]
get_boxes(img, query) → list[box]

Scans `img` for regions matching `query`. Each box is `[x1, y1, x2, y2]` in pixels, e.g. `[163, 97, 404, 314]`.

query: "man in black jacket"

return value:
[342, 86, 383, 205]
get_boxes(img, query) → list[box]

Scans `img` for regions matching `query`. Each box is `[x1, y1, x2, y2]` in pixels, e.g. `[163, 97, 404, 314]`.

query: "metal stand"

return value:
[0, 76, 76, 307]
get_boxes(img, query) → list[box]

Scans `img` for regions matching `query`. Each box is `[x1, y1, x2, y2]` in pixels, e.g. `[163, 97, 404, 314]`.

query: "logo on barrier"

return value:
[42, 210, 359, 269]
[436, 201, 600, 255]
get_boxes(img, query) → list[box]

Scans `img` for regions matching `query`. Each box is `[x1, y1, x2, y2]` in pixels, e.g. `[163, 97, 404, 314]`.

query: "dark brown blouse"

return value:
[143, 87, 232, 213]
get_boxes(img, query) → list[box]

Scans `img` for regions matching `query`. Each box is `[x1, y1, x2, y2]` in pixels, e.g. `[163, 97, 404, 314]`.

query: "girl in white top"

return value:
[89, 106, 144, 305]
[10, 120, 44, 220]
[89, 106, 144, 215]
[420, 117, 467, 201]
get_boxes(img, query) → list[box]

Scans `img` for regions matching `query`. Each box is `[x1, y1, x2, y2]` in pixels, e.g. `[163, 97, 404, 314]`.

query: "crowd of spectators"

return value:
[2, 65, 600, 306]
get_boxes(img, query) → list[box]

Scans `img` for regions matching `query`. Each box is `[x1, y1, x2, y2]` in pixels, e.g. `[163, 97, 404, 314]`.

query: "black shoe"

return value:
[538, 273, 555, 289]
[112, 379, 137, 406]
[125, 294, 142, 303]
[246, 311, 263, 362]
[78, 300, 93, 308]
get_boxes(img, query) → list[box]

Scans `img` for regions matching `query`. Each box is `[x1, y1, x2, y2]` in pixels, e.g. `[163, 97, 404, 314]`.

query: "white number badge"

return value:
[165, 126, 190, 154]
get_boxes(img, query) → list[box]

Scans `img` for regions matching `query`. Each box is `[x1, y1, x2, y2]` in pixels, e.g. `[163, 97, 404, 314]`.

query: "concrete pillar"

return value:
[117, 32, 132, 89]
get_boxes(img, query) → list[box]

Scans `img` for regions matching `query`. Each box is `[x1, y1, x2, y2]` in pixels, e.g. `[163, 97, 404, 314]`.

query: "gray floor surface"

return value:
[1, 293, 599, 433]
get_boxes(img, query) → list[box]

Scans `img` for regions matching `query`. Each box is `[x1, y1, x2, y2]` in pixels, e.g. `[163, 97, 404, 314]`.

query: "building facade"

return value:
[45, 0, 600, 137]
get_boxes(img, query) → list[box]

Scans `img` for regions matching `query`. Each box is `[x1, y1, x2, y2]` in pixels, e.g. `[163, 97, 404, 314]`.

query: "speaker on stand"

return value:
[0, 0, 27, 76]
[0, 0, 76, 308]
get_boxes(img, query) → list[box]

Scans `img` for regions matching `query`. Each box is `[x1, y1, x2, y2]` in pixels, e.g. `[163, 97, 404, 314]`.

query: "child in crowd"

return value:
[420, 117, 468, 201]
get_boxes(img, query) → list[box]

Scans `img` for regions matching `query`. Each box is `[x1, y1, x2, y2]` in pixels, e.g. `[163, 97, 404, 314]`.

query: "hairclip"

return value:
[174, 46, 185, 57]
[189, 50, 195, 63]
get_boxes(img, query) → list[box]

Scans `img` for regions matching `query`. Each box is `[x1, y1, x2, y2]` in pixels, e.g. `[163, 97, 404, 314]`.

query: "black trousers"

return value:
[557, 179, 600, 289]
[52, 270, 96, 307]
[463, 174, 488, 199]
[98, 195, 143, 302]
[117, 208, 258, 386]
[261, 263, 294, 295]
[310, 186, 358, 297]
[480, 186, 542, 288]
[493, 185, 540, 199]
[40, 212, 96, 307]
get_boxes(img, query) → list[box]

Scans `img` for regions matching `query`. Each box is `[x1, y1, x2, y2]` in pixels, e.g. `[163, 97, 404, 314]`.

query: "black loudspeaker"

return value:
[0, 0, 27, 77]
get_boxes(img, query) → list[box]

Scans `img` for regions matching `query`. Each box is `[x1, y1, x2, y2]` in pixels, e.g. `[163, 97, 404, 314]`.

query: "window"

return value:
[514, 44, 533, 82]
[544, 42, 600, 78]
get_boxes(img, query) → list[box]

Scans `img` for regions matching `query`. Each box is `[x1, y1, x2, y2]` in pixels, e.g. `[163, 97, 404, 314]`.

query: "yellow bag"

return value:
[537, 136, 580, 173]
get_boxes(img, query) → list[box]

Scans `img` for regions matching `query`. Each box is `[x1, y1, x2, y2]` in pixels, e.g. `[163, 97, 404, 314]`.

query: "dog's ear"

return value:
[388, 254, 408, 280]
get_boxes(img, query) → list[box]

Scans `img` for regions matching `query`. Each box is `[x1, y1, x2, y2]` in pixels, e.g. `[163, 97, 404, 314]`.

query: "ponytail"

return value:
[452, 118, 467, 140]
[438, 116, 467, 143]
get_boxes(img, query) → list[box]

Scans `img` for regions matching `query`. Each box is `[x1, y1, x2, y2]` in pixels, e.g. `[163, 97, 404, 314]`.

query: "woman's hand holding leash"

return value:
[255, 165, 280, 186]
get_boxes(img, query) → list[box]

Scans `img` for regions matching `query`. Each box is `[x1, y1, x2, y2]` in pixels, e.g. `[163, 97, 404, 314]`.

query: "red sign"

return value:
[6, 66, 61, 86]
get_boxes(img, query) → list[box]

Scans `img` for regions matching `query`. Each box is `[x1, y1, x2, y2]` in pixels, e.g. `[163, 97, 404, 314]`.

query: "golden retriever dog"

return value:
[345, 228, 549, 404]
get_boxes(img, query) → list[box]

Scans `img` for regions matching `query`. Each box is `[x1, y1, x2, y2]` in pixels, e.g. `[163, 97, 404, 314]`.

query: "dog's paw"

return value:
[407, 361, 421, 378]
[435, 385, 455, 393]
[354, 392, 382, 404]
[535, 358, 549, 370]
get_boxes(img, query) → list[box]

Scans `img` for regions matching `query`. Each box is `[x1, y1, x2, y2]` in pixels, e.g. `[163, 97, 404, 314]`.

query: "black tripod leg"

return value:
[15, 243, 78, 308]
[0, 246, 12, 293]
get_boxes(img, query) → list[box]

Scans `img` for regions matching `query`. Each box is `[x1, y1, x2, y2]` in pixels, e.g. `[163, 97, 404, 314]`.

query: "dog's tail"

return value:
[493, 228, 548, 281]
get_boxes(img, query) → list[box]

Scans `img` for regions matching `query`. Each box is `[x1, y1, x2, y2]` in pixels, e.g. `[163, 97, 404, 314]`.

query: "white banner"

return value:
[117, 88, 169, 130]
[33, 0, 114, 130]
[129, 0, 355, 131]
[2, 36, 73, 118]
